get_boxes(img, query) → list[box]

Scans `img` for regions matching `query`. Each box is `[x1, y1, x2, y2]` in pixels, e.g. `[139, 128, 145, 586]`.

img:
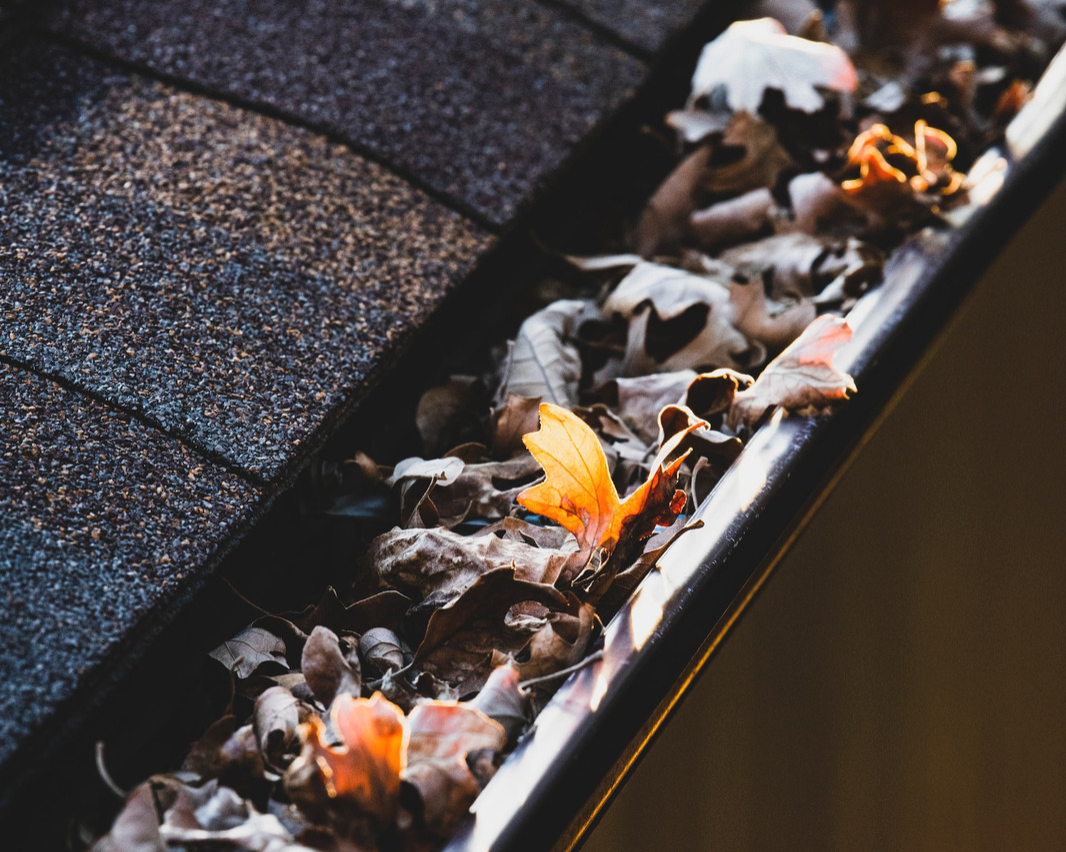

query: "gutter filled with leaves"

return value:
[85, 2, 1066, 851]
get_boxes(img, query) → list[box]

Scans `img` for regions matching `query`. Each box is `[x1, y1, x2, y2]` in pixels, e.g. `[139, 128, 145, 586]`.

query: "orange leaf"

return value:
[518, 403, 702, 552]
[301, 692, 405, 820]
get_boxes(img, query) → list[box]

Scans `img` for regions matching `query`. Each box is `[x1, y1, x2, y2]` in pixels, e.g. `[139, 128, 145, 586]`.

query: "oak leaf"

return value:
[518, 403, 700, 553]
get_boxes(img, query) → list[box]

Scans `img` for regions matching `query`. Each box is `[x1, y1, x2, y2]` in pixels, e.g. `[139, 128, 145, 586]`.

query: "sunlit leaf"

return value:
[518, 403, 701, 553]
[690, 18, 857, 114]
[294, 693, 405, 822]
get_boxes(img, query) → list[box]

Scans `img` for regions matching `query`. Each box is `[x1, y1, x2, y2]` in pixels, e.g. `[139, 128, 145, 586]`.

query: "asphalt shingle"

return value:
[0, 40, 489, 481]
[47, 0, 646, 224]
[0, 360, 261, 767]
[565, 0, 709, 53]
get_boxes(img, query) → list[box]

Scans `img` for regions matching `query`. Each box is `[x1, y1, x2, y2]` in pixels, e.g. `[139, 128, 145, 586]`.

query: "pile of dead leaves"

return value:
[93, 2, 1063, 850]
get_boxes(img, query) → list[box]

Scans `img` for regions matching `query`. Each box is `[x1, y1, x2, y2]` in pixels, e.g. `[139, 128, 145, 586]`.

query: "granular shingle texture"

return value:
[565, 0, 709, 53]
[47, 0, 646, 224]
[0, 361, 261, 766]
[0, 41, 489, 480]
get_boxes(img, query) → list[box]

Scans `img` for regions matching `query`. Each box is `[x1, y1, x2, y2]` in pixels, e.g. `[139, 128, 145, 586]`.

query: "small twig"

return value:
[221, 655, 246, 716]
[220, 576, 272, 617]
[95, 741, 127, 800]
[365, 659, 416, 692]
[518, 650, 604, 691]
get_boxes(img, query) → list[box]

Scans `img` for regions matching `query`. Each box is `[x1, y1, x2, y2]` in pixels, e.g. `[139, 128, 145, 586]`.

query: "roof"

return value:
[0, 0, 709, 814]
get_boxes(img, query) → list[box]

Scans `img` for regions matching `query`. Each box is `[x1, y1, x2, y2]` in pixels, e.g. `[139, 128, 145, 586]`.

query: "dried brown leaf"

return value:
[415, 376, 480, 455]
[467, 663, 530, 742]
[490, 394, 543, 458]
[658, 404, 744, 467]
[599, 370, 697, 443]
[403, 703, 506, 837]
[602, 262, 753, 374]
[159, 784, 300, 851]
[495, 300, 590, 408]
[414, 569, 569, 694]
[93, 783, 164, 852]
[428, 454, 544, 528]
[664, 107, 731, 144]
[511, 603, 595, 684]
[719, 233, 824, 300]
[729, 314, 856, 428]
[700, 112, 794, 196]
[632, 145, 714, 256]
[209, 627, 288, 679]
[359, 627, 406, 676]
[301, 627, 361, 708]
[690, 187, 775, 247]
[364, 526, 574, 613]
[182, 715, 237, 780]
[254, 687, 307, 773]
[787, 171, 855, 234]
[729, 277, 818, 351]
[685, 368, 754, 420]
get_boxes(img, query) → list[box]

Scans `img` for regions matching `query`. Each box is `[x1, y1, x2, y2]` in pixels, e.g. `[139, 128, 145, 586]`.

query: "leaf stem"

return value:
[95, 741, 127, 800]
[518, 650, 604, 691]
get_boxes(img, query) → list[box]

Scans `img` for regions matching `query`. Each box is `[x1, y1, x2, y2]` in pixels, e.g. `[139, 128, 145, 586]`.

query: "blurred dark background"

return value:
[586, 176, 1066, 851]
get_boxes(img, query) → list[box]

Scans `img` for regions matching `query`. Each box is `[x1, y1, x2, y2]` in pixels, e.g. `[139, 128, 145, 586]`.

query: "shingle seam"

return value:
[0, 352, 268, 489]
[531, 0, 655, 61]
[0, 492, 274, 815]
[34, 26, 505, 235]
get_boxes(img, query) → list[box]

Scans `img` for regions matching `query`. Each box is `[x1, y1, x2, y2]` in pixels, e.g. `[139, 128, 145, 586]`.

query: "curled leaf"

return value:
[690, 187, 775, 247]
[359, 627, 406, 676]
[511, 603, 596, 684]
[415, 376, 480, 455]
[603, 262, 753, 374]
[632, 145, 714, 257]
[364, 525, 575, 607]
[414, 569, 569, 663]
[95, 783, 164, 852]
[599, 370, 697, 443]
[729, 277, 817, 351]
[840, 120, 964, 199]
[491, 394, 544, 458]
[253, 686, 305, 773]
[701, 112, 794, 197]
[301, 626, 361, 708]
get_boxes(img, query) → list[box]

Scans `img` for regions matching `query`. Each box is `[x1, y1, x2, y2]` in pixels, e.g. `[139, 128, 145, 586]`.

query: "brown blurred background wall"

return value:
[585, 177, 1066, 851]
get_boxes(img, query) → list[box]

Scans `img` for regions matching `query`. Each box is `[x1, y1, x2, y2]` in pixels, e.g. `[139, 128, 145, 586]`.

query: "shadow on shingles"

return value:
[0, 32, 117, 166]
